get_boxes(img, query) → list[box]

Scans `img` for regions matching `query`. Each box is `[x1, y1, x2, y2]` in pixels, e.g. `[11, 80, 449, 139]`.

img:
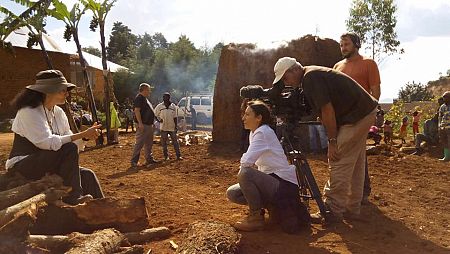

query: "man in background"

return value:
[334, 32, 381, 204]
[155, 92, 182, 160]
[130, 83, 157, 168]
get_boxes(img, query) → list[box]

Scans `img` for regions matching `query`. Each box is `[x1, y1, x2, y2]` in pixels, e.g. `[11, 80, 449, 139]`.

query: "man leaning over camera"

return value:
[273, 57, 378, 223]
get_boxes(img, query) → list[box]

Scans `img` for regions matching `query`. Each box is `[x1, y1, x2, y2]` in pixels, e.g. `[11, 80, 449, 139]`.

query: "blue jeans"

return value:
[226, 167, 280, 213]
[161, 131, 181, 158]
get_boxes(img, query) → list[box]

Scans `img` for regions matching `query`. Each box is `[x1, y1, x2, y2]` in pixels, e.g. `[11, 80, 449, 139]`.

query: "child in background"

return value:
[368, 125, 382, 145]
[399, 116, 408, 144]
[383, 120, 393, 144]
[412, 110, 421, 138]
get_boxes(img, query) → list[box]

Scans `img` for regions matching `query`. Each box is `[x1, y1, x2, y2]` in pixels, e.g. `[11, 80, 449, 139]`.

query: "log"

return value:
[28, 227, 171, 251]
[0, 187, 68, 228]
[0, 174, 64, 210]
[0, 203, 38, 239]
[176, 221, 241, 254]
[31, 197, 149, 235]
[66, 228, 124, 254]
[116, 245, 144, 254]
[125, 227, 171, 244]
[0, 171, 28, 191]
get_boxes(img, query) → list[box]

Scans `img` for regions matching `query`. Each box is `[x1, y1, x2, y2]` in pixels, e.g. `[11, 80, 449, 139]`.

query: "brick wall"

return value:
[0, 47, 71, 118]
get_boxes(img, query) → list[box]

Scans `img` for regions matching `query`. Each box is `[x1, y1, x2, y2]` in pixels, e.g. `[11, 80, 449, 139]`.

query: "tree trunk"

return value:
[100, 21, 112, 144]
[73, 30, 103, 145]
[65, 228, 124, 254]
[31, 197, 149, 235]
[0, 174, 63, 210]
[0, 171, 28, 192]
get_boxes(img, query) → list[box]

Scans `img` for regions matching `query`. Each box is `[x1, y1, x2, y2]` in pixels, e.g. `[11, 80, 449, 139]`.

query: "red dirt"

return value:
[0, 132, 449, 254]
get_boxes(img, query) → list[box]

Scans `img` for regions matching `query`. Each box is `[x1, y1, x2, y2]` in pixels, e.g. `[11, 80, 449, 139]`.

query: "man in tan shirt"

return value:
[334, 32, 381, 205]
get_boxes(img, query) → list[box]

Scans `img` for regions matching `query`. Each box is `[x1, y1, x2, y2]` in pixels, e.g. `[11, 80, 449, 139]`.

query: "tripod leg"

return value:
[300, 159, 329, 215]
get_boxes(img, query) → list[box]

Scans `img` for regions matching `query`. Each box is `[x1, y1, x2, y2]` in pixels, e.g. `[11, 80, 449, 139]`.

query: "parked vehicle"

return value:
[177, 93, 213, 124]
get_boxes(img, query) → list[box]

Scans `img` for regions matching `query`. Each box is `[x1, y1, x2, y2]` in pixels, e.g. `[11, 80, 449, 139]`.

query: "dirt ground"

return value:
[0, 132, 449, 254]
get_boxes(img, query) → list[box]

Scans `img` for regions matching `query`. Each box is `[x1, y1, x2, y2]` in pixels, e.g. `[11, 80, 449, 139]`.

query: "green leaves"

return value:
[346, 0, 402, 63]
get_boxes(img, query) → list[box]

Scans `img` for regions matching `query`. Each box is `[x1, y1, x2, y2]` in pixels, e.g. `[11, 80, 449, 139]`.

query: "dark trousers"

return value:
[161, 131, 181, 158]
[363, 158, 371, 198]
[11, 143, 104, 201]
[125, 118, 134, 132]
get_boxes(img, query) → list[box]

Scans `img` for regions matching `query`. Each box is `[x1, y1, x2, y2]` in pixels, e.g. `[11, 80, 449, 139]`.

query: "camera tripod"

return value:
[278, 121, 329, 215]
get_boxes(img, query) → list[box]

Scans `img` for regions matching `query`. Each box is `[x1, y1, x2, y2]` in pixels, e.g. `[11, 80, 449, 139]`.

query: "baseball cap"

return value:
[273, 57, 297, 84]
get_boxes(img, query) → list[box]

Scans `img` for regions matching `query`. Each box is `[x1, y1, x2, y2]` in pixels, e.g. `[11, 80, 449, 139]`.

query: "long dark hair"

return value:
[11, 88, 45, 110]
[247, 100, 273, 126]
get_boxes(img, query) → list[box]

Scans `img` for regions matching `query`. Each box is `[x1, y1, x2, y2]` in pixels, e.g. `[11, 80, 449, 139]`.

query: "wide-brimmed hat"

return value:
[26, 70, 76, 94]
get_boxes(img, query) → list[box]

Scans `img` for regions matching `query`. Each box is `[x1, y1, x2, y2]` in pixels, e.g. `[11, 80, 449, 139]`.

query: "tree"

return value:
[346, 0, 402, 63]
[107, 21, 137, 63]
[83, 0, 117, 145]
[82, 46, 101, 57]
[398, 81, 433, 102]
[49, 0, 100, 139]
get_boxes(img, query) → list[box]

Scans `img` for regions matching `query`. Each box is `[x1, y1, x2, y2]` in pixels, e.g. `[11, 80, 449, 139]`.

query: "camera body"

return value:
[239, 81, 312, 122]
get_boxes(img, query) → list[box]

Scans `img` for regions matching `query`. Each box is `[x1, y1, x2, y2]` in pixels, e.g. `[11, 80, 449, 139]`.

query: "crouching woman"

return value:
[226, 101, 309, 232]
[5, 70, 104, 205]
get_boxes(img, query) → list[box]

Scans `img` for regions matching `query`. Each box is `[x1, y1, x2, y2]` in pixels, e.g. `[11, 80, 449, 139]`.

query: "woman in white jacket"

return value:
[226, 101, 301, 231]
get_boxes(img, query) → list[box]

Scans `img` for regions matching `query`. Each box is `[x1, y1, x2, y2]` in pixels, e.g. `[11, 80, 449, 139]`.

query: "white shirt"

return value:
[240, 124, 298, 185]
[5, 105, 84, 170]
[154, 102, 178, 131]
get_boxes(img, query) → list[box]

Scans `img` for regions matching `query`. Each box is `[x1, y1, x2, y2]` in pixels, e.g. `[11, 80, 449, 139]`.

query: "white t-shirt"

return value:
[154, 102, 178, 131]
[240, 124, 298, 185]
[5, 105, 84, 169]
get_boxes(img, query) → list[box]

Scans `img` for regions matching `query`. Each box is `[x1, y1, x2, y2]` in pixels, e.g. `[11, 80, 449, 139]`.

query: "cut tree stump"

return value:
[31, 197, 149, 234]
[176, 221, 241, 254]
[0, 174, 64, 210]
[66, 228, 124, 254]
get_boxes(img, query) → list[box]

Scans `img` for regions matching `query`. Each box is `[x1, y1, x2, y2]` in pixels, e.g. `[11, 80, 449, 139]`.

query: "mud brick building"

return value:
[213, 35, 342, 146]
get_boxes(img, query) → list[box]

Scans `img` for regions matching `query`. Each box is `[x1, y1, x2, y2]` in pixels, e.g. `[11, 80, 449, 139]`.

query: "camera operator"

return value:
[272, 57, 378, 223]
[226, 101, 309, 232]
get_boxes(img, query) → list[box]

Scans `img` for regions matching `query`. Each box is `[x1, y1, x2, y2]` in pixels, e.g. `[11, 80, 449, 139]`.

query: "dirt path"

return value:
[0, 132, 449, 253]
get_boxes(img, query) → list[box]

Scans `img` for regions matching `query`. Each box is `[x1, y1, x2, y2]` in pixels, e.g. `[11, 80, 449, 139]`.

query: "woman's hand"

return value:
[83, 122, 102, 140]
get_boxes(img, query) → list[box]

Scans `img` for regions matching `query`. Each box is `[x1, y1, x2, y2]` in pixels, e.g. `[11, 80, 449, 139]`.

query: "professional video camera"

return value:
[239, 81, 312, 122]
[240, 81, 330, 217]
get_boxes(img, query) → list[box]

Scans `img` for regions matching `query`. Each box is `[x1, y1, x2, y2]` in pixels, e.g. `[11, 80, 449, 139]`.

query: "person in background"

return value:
[438, 91, 450, 161]
[412, 110, 421, 139]
[110, 101, 121, 144]
[130, 83, 157, 168]
[399, 116, 408, 144]
[367, 126, 382, 145]
[5, 70, 104, 205]
[383, 120, 393, 144]
[375, 105, 385, 128]
[412, 114, 439, 155]
[334, 32, 381, 205]
[154, 92, 182, 160]
[187, 104, 197, 130]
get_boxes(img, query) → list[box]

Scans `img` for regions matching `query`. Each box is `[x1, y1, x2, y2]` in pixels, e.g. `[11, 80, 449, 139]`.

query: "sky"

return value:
[2, 0, 450, 102]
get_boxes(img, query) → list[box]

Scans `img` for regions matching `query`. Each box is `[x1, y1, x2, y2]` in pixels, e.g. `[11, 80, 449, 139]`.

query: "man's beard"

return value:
[342, 49, 356, 59]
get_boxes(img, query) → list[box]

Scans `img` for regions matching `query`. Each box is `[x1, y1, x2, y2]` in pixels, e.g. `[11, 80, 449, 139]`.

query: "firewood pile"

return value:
[0, 172, 170, 254]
